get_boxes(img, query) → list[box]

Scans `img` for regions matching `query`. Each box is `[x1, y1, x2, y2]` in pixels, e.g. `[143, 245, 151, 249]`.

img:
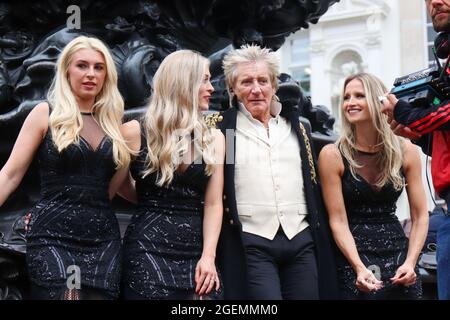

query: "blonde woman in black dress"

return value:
[319, 73, 429, 299]
[120, 50, 225, 299]
[0, 36, 132, 299]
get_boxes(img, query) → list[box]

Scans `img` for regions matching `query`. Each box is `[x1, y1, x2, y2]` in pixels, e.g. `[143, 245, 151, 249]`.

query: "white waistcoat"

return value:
[234, 110, 309, 240]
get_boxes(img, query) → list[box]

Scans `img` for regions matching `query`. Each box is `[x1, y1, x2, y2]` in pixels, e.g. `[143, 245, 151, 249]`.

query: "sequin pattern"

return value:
[122, 138, 222, 300]
[25, 130, 122, 299]
[337, 157, 422, 299]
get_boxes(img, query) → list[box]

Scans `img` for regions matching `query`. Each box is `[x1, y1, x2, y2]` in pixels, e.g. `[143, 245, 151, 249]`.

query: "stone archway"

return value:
[329, 49, 364, 131]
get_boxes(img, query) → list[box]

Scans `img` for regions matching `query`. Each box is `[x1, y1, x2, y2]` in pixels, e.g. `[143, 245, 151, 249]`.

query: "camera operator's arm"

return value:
[383, 94, 450, 134]
[382, 96, 433, 155]
[387, 118, 432, 156]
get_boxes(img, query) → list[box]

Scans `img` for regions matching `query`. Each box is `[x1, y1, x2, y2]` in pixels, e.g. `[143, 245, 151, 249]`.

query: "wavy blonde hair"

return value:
[47, 35, 131, 169]
[142, 50, 215, 186]
[337, 73, 405, 190]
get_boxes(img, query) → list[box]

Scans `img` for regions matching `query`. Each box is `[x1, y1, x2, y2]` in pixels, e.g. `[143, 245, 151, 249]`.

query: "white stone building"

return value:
[278, 0, 439, 218]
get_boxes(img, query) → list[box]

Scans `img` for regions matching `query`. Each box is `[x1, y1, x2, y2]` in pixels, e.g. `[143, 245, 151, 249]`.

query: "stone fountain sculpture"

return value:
[0, 0, 339, 299]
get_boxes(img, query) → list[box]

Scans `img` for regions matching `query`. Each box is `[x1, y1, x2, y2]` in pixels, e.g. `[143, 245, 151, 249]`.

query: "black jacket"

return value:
[394, 99, 450, 198]
[212, 104, 339, 300]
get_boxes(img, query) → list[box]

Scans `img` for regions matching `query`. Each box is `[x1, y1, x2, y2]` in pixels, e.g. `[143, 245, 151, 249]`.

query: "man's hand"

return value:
[380, 93, 398, 119]
[380, 93, 421, 140]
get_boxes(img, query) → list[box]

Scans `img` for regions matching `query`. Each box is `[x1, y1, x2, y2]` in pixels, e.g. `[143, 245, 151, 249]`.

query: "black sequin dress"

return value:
[26, 116, 122, 299]
[337, 150, 422, 299]
[122, 136, 222, 300]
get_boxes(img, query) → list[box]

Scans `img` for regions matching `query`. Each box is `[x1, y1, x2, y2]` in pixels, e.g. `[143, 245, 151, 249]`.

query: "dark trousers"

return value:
[437, 201, 450, 300]
[241, 226, 319, 300]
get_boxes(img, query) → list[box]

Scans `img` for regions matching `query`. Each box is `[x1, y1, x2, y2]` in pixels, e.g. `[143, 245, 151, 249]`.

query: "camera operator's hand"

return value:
[380, 93, 398, 119]
[388, 119, 422, 140]
[380, 93, 421, 140]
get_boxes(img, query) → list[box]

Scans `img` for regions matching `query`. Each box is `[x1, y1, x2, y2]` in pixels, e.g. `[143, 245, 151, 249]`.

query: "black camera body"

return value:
[390, 32, 450, 108]
[390, 65, 450, 108]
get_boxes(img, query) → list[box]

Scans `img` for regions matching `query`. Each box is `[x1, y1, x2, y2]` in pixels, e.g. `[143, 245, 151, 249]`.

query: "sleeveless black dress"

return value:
[26, 118, 122, 299]
[337, 150, 422, 299]
[122, 135, 222, 299]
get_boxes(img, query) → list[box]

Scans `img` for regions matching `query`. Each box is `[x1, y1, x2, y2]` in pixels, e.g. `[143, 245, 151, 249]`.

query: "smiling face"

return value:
[426, 0, 450, 32]
[232, 61, 275, 122]
[342, 79, 371, 125]
[198, 69, 214, 111]
[67, 48, 106, 103]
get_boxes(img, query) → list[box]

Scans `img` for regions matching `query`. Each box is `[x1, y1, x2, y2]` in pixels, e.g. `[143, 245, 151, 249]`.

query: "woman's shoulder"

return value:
[211, 127, 226, 156]
[319, 143, 341, 160]
[401, 139, 420, 159]
[401, 138, 417, 152]
[121, 119, 142, 152]
[121, 119, 140, 135]
[27, 102, 50, 135]
[121, 119, 141, 140]
[318, 143, 345, 173]
[210, 127, 225, 140]
[32, 101, 50, 117]
[401, 138, 421, 170]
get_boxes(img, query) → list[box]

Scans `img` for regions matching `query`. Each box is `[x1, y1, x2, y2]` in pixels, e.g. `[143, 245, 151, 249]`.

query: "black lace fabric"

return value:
[122, 132, 223, 300]
[352, 150, 384, 192]
[79, 114, 107, 152]
[25, 115, 121, 300]
[336, 150, 422, 299]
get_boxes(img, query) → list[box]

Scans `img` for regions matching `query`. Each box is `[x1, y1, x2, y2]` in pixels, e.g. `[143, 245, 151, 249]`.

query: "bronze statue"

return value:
[0, 0, 339, 299]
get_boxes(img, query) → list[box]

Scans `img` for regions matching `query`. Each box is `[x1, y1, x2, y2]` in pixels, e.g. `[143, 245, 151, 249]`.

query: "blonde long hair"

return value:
[142, 50, 215, 186]
[47, 35, 131, 169]
[337, 73, 405, 190]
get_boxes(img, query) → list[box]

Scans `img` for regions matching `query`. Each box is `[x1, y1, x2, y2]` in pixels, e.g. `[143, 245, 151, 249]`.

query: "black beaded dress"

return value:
[337, 149, 422, 299]
[25, 113, 122, 299]
[122, 134, 222, 300]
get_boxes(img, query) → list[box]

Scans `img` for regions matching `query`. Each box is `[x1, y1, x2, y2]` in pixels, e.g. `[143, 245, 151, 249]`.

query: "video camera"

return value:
[390, 32, 450, 108]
